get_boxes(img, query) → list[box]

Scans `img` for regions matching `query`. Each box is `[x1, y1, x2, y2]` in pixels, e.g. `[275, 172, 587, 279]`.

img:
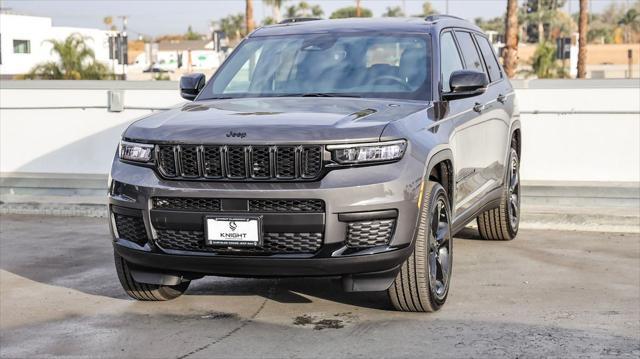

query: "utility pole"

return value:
[356, 0, 361, 17]
[445, 0, 449, 15]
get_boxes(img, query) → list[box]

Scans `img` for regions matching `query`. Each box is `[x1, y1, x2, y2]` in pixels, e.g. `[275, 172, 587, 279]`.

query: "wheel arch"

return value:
[424, 148, 455, 209]
[509, 119, 522, 157]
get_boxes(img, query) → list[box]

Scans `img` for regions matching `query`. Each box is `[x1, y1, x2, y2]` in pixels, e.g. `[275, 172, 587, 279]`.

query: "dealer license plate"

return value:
[205, 217, 262, 247]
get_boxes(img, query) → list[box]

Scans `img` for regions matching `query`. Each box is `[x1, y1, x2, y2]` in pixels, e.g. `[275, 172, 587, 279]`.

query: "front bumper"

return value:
[108, 154, 424, 277]
[114, 238, 412, 277]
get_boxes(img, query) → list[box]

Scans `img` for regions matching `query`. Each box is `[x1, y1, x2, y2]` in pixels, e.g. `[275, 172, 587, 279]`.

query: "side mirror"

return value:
[441, 70, 489, 101]
[180, 73, 206, 101]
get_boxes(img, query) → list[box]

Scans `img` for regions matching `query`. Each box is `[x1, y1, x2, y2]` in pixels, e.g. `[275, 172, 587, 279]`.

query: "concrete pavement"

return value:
[0, 214, 639, 358]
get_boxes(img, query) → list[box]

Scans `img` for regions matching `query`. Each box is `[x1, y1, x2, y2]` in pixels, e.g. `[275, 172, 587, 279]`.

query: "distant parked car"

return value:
[109, 16, 521, 312]
[142, 64, 171, 73]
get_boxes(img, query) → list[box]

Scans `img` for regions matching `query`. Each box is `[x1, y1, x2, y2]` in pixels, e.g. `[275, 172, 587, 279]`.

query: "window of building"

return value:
[13, 39, 31, 54]
[440, 32, 464, 93]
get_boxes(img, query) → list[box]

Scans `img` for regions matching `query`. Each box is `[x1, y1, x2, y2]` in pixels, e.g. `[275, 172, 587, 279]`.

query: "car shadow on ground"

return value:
[0, 215, 391, 309]
[0, 215, 486, 311]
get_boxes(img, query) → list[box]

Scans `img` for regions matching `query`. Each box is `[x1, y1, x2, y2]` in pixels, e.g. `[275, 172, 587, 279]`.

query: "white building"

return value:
[130, 40, 224, 72]
[0, 12, 122, 79]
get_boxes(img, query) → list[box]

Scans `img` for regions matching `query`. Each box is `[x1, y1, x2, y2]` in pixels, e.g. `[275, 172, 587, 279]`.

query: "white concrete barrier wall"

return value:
[1, 80, 639, 182]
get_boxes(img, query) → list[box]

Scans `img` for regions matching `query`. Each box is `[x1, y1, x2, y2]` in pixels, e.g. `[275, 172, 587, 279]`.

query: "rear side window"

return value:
[475, 34, 502, 82]
[454, 31, 485, 74]
[440, 32, 464, 93]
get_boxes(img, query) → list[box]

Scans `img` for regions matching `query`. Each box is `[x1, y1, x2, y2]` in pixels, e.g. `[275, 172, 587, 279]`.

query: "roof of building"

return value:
[252, 16, 483, 37]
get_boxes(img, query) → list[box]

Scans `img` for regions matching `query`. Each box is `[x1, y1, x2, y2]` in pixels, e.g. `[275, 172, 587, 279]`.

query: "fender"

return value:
[424, 147, 455, 205]
[502, 118, 522, 184]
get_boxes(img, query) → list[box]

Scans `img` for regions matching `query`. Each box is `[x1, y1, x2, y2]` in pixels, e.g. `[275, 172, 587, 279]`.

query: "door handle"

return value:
[497, 94, 506, 104]
[473, 102, 485, 113]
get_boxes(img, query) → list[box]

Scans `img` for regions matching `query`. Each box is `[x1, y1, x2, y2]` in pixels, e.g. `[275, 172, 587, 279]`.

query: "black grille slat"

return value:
[155, 144, 322, 181]
[179, 145, 200, 177]
[227, 146, 247, 178]
[203, 146, 223, 178]
[156, 230, 323, 254]
[276, 146, 296, 178]
[250, 146, 271, 178]
[157, 146, 177, 177]
[302, 146, 322, 178]
[346, 219, 396, 248]
[114, 214, 147, 246]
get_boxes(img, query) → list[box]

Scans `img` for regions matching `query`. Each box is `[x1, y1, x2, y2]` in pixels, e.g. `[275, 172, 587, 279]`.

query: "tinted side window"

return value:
[454, 31, 485, 74]
[475, 34, 502, 82]
[440, 32, 464, 93]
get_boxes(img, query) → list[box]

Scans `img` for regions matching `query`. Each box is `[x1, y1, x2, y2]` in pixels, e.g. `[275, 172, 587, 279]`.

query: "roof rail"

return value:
[279, 18, 321, 24]
[424, 14, 465, 22]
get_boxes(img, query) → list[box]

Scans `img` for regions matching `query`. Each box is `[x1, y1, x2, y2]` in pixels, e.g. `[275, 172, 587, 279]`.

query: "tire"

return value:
[476, 146, 520, 241]
[388, 181, 453, 312]
[114, 251, 190, 301]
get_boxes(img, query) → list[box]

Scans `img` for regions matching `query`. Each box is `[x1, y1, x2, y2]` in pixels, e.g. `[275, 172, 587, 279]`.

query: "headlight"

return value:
[327, 140, 407, 164]
[119, 141, 154, 162]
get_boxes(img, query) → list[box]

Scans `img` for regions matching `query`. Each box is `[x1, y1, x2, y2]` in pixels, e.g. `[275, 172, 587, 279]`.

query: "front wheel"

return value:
[114, 252, 190, 301]
[388, 181, 453, 312]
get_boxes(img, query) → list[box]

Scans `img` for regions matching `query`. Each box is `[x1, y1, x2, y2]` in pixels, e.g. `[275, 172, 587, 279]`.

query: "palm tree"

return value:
[383, 6, 405, 17]
[23, 33, 111, 80]
[103, 16, 116, 31]
[529, 41, 559, 78]
[504, 0, 518, 77]
[618, 8, 639, 43]
[285, 1, 324, 18]
[421, 1, 438, 16]
[577, 0, 588, 78]
[246, 0, 255, 35]
[264, 0, 287, 23]
[218, 13, 246, 41]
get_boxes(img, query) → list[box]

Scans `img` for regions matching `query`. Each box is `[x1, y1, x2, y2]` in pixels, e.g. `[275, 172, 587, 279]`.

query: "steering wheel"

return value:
[372, 75, 411, 90]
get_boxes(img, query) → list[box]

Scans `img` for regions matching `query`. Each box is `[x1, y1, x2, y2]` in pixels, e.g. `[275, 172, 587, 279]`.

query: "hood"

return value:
[124, 97, 429, 144]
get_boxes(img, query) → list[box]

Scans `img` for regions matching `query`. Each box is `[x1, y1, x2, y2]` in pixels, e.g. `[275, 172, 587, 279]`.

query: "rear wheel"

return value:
[388, 181, 453, 312]
[476, 146, 520, 240]
[114, 252, 189, 301]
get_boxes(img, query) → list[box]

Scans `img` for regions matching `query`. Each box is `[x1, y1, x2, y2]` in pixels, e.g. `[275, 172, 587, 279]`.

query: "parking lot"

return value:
[0, 214, 638, 358]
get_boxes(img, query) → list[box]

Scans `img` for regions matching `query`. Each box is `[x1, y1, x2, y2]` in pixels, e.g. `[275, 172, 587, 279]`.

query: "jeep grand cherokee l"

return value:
[109, 16, 521, 312]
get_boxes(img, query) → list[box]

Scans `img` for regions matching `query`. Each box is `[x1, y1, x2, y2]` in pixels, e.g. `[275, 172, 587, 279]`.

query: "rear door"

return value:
[450, 30, 504, 216]
[474, 33, 512, 186]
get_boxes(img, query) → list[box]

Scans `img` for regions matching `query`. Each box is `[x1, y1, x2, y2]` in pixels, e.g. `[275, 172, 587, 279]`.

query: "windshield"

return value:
[199, 33, 432, 101]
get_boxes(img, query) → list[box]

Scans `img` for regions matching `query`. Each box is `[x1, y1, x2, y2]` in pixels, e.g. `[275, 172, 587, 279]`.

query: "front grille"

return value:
[152, 197, 324, 213]
[345, 219, 396, 248]
[154, 144, 323, 181]
[156, 230, 323, 254]
[114, 213, 147, 246]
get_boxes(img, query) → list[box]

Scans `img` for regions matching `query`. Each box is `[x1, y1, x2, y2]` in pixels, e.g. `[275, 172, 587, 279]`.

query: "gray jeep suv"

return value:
[109, 16, 521, 312]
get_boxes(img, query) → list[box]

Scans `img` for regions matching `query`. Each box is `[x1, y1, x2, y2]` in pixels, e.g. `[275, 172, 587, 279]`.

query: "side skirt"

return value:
[451, 188, 502, 235]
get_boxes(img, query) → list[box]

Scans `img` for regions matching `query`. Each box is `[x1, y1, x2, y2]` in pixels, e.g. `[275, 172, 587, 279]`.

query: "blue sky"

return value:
[1, 0, 625, 37]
